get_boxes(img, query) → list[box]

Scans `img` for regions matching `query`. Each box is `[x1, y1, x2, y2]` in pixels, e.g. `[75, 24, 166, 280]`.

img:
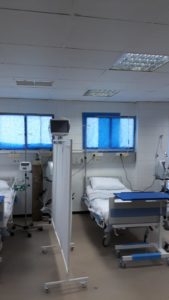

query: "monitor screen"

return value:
[50, 120, 70, 135]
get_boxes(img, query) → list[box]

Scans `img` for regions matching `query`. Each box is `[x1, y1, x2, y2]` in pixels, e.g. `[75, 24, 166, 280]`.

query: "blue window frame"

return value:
[83, 113, 136, 152]
[0, 113, 53, 150]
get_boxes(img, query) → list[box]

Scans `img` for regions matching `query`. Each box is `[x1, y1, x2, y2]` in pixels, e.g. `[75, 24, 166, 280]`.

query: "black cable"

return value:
[142, 178, 156, 192]
[72, 157, 93, 177]
[120, 154, 157, 192]
[120, 155, 133, 191]
[155, 135, 164, 159]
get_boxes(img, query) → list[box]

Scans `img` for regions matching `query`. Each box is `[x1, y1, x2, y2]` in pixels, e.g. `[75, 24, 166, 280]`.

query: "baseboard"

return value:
[72, 211, 89, 214]
[14, 212, 89, 217]
[13, 214, 32, 218]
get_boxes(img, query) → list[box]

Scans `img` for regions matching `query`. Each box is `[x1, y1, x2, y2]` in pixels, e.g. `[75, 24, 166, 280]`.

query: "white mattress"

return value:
[0, 188, 15, 227]
[87, 185, 130, 201]
[86, 185, 131, 223]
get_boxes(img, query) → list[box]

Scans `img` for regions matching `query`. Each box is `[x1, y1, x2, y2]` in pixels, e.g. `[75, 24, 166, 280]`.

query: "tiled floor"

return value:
[1, 214, 169, 300]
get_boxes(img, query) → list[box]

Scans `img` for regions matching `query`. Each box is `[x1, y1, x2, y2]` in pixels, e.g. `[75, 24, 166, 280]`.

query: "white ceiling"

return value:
[0, 0, 169, 102]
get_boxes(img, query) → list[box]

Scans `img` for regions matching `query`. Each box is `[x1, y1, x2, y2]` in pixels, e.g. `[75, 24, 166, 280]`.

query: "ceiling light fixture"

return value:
[16, 80, 53, 87]
[84, 89, 119, 97]
[110, 53, 169, 72]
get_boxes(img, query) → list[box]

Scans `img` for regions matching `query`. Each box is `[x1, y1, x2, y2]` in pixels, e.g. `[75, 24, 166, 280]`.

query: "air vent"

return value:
[16, 80, 53, 87]
[84, 89, 119, 97]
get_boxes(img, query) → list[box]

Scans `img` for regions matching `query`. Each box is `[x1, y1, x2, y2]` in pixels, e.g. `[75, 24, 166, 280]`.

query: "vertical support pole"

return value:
[159, 200, 163, 248]
[84, 151, 87, 197]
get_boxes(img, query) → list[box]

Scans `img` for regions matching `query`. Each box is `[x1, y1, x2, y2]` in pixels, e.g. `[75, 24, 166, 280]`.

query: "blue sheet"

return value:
[114, 192, 169, 201]
[0, 196, 4, 203]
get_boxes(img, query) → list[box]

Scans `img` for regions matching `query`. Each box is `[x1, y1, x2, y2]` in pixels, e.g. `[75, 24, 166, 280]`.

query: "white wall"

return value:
[0, 98, 168, 212]
[136, 102, 169, 192]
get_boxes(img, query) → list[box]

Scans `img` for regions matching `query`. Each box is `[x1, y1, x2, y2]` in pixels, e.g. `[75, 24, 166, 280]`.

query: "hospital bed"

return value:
[0, 195, 4, 262]
[82, 176, 131, 246]
[0, 178, 16, 234]
[82, 177, 169, 266]
[0, 178, 16, 262]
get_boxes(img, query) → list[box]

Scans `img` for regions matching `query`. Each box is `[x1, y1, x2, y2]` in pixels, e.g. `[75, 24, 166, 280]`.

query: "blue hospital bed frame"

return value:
[109, 192, 169, 267]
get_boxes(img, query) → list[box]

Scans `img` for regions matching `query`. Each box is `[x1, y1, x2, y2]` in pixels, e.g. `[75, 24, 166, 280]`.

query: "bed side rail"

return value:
[109, 197, 166, 225]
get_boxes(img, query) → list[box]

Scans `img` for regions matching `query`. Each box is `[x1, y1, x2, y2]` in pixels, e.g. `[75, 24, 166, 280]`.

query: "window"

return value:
[83, 113, 136, 152]
[0, 114, 53, 150]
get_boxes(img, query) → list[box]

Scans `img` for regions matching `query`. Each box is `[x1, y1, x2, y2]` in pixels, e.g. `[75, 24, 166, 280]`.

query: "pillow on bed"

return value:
[90, 177, 125, 190]
[0, 180, 10, 190]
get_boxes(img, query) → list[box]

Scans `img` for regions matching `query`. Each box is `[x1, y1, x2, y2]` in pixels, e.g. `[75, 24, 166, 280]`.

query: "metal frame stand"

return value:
[12, 172, 43, 238]
[114, 203, 169, 268]
[42, 137, 88, 293]
[41, 242, 88, 292]
[44, 275, 88, 292]
[41, 242, 75, 254]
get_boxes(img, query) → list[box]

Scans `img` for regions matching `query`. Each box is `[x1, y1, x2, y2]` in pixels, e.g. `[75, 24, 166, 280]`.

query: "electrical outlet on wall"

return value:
[72, 154, 84, 165]
[92, 152, 103, 160]
[121, 153, 129, 157]
[115, 153, 129, 157]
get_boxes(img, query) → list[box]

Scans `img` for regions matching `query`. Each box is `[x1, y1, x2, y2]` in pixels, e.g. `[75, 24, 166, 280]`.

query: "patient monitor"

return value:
[50, 119, 70, 137]
[19, 161, 32, 172]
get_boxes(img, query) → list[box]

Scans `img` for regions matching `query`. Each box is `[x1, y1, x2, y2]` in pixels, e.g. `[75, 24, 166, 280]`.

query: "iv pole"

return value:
[12, 150, 43, 237]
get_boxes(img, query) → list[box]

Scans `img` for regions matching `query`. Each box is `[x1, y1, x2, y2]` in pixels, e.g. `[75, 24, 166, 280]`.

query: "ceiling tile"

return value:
[0, 45, 120, 69]
[74, 0, 169, 24]
[0, 0, 72, 14]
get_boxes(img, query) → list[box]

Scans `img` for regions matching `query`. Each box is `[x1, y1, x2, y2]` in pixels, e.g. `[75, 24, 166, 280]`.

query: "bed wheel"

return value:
[44, 287, 49, 293]
[116, 250, 121, 258]
[80, 280, 87, 288]
[119, 259, 126, 269]
[42, 248, 48, 254]
[164, 242, 169, 252]
[102, 236, 110, 247]
[90, 213, 95, 221]
[70, 245, 74, 251]
[164, 220, 169, 231]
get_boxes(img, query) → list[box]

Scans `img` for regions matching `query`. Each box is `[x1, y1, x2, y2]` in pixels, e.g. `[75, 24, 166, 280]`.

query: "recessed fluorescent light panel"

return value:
[84, 89, 118, 97]
[110, 53, 169, 72]
[16, 80, 53, 87]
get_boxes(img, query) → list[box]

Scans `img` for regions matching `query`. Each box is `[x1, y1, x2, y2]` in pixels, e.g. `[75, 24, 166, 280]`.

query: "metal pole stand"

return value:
[44, 275, 88, 293]
[12, 172, 43, 238]
[41, 242, 75, 254]
[42, 242, 88, 292]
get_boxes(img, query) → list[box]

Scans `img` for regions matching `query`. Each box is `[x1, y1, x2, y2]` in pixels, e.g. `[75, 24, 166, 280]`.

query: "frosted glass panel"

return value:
[86, 118, 98, 148]
[99, 118, 110, 148]
[0, 115, 25, 149]
[119, 118, 134, 148]
[27, 115, 52, 149]
[41, 116, 52, 145]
